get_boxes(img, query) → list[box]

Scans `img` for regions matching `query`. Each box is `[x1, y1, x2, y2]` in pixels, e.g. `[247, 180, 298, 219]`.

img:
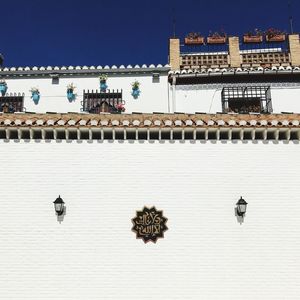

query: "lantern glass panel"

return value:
[54, 203, 63, 213]
[238, 204, 247, 214]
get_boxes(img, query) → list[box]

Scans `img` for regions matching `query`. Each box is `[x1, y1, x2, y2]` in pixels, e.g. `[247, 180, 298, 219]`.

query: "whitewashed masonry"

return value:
[2, 64, 300, 114]
[0, 64, 170, 114]
[0, 139, 300, 299]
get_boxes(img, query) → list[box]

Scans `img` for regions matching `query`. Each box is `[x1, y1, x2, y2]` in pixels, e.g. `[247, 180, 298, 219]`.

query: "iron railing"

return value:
[0, 96, 24, 113]
[82, 89, 123, 113]
[221, 86, 272, 114]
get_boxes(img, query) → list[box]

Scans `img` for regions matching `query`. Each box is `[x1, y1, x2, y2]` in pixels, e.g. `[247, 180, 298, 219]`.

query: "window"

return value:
[221, 86, 272, 114]
[50, 73, 59, 84]
[52, 77, 59, 84]
[152, 73, 160, 83]
[0, 96, 24, 113]
[82, 89, 123, 113]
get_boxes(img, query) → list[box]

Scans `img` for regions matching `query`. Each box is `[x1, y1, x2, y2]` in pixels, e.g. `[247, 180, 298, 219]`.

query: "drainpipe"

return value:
[172, 75, 176, 113]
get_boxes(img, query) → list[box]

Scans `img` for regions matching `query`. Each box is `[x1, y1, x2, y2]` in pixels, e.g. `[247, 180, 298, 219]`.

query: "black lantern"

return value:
[236, 197, 248, 217]
[53, 195, 65, 216]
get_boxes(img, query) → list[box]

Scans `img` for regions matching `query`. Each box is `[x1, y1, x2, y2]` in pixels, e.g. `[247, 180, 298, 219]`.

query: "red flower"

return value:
[116, 103, 125, 112]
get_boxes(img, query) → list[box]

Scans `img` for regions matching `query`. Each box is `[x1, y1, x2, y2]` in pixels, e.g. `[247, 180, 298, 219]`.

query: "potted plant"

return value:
[30, 87, 40, 103]
[184, 32, 204, 45]
[131, 80, 141, 99]
[243, 29, 263, 43]
[99, 74, 108, 92]
[0, 80, 7, 96]
[115, 103, 125, 114]
[207, 31, 227, 44]
[265, 28, 286, 42]
[67, 83, 76, 101]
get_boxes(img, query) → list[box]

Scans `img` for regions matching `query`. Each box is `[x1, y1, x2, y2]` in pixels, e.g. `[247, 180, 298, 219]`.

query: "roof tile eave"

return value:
[1, 113, 300, 128]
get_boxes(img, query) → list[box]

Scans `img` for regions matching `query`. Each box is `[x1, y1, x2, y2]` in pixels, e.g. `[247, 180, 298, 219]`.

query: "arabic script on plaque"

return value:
[132, 206, 168, 243]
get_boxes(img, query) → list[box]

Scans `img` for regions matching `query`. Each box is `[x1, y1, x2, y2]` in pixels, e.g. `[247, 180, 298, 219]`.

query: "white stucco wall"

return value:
[4, 73, 169, 114]
[271, 86, 300, 113]
[174, 85, 222, 113]
[4, 75, 300, 114]
[0, 140, 300, 299]
[174, 83, 300, 113]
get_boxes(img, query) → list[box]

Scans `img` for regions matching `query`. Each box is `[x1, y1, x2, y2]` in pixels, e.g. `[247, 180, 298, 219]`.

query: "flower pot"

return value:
[243, 35, 263, 43]
[0, 83, 7, 96]
[266, 34, 286, 42]
[207, 37, 226, 44]
[100, 81, 107, 92]
[67, 89, 75, 101]
[32, 92, 40, 103]
[184, 37, 204, 45]
[131, 88, 140, 99]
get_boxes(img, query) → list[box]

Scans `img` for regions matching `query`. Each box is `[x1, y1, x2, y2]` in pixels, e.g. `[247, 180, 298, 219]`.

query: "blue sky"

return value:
[1, 0, 299, 67]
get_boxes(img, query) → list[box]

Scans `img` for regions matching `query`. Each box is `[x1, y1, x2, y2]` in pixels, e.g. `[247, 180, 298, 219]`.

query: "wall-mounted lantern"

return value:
[53, 195, 65, 216]
[236, 197, 248, 217]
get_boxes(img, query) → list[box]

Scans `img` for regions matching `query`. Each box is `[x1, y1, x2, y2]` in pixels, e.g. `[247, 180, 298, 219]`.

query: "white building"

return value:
[1, 33, 300, 300]
[0, 34, 300, 115]
[1, 64, 300, 115]
[0, 65, 170, 114]
[168, 33, 300, 114]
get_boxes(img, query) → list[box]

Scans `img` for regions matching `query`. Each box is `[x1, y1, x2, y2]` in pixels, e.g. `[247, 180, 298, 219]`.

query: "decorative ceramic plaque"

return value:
[132, 206, 168, 243]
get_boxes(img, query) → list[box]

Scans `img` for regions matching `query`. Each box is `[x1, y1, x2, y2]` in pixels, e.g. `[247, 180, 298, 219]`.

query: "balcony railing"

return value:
[0, 95, 24, 113]
[221, 86, 272, 114]
[181, 53, 229, 69]
[82, 89, 123, 113]
[241, 52, 290, 67]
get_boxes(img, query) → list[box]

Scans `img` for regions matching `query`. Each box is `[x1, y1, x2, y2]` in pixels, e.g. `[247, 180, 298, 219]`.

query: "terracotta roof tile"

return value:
[1, 113, 300, 128]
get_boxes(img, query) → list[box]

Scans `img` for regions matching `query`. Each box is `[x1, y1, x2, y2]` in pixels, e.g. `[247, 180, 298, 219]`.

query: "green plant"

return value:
[186, 32, 202, 39]
[208, 30, 227, 38]
[131, 80, 140, 89]
[67, 83, 76, 91]
[245, 29, 263, 37]
[30, 87, 39, 94]
[99, 74, 108, 82]
[265, 28, 286, 38]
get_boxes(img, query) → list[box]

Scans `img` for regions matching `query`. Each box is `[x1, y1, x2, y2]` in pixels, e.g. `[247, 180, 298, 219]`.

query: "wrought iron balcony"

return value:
[82, 89, 123, 114]
[221, 86, 272, 114]
[0, 95, 24, 113]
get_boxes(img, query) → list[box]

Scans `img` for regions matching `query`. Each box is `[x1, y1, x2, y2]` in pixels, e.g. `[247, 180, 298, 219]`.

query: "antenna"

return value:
[288, 1, 294, 34]
[172, 2, 176, 38]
